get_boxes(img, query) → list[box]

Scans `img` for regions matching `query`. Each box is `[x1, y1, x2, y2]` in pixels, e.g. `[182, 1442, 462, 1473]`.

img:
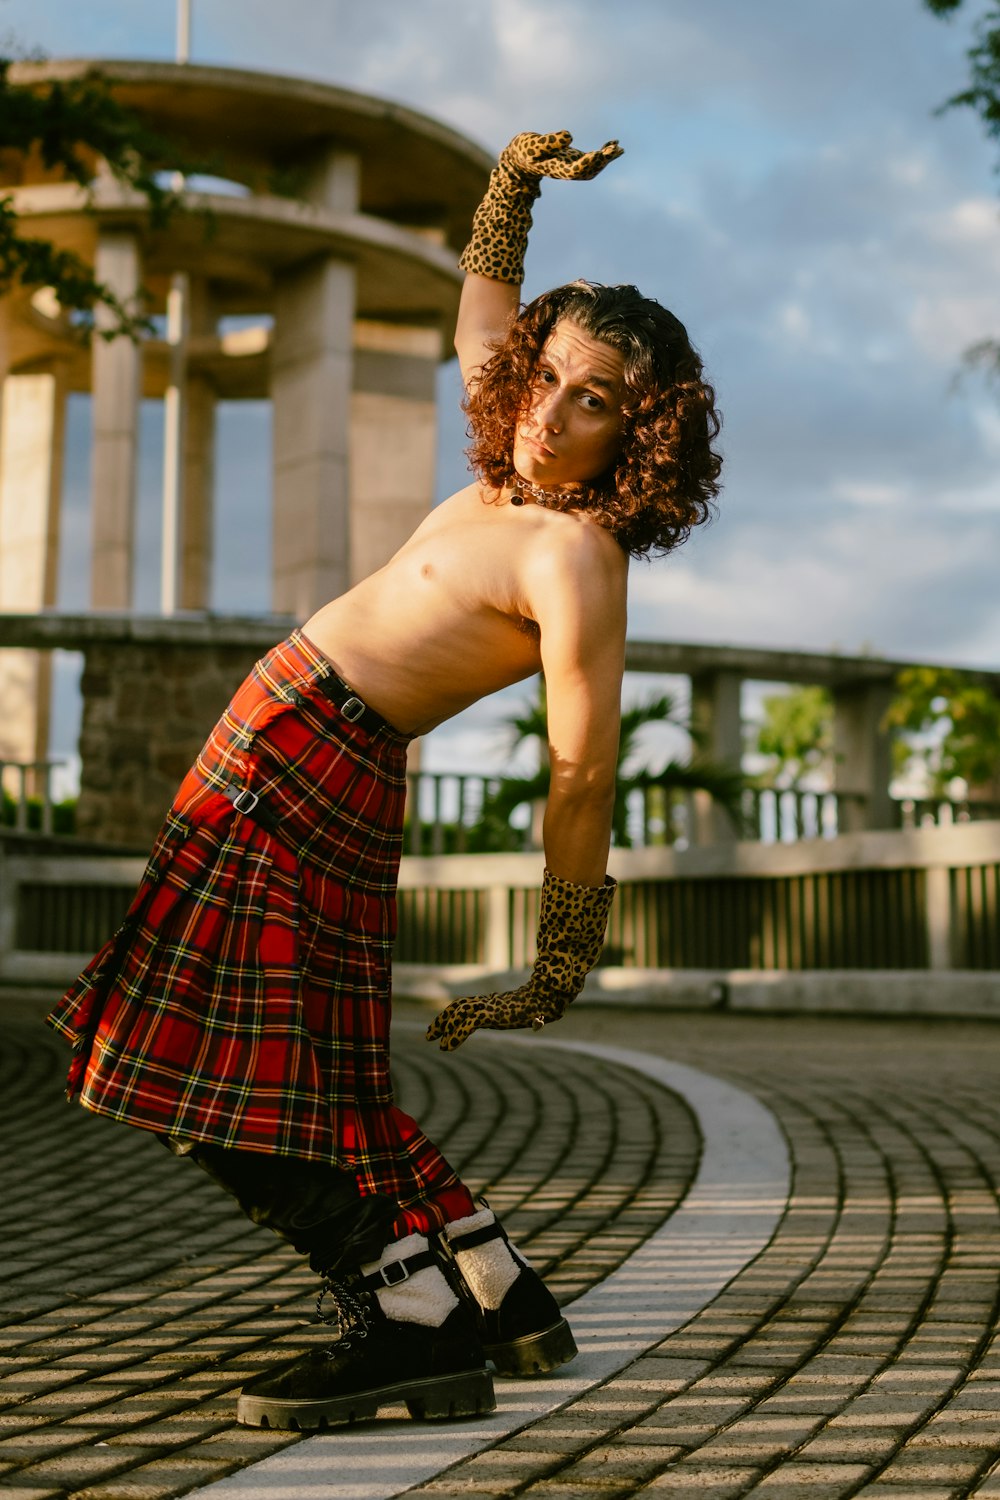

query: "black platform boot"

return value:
[237, 1233, 496, 1430]
[441, 1206, 577, 1377]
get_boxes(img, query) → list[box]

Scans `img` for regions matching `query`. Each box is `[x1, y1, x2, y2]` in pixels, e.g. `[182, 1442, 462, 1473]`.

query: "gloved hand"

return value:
[426, 868, 616, 1051]
[459, 129, 623, 285]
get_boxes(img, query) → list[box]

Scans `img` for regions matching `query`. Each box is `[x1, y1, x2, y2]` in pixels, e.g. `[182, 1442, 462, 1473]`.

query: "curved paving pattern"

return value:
[195, 1041, 787, 1499]
[411, 1009, 1000, 1500]
[4, 997, 1000, 1500]
[0, 1003, 699, 1498]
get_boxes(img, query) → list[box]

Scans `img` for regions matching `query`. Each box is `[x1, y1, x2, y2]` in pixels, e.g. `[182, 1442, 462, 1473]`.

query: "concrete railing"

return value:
[0, 760, 67, 834]
[3, 822, 999, 1013]
[404, 772, 1000, 854]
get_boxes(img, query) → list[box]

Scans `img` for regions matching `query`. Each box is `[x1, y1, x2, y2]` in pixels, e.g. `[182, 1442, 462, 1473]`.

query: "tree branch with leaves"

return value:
[924, 0, 1000, 380]
[484, 684, 746, 848]
[885, 665, 1000, 795]
[1, 58, 202, 338]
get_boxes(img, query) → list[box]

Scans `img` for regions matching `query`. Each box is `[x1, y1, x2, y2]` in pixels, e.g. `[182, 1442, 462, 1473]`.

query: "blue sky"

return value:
[7, 0, 1000, 777]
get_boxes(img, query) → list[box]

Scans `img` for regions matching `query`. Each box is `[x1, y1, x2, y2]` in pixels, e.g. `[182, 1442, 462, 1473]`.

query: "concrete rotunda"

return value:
[0, 59, 491, 770]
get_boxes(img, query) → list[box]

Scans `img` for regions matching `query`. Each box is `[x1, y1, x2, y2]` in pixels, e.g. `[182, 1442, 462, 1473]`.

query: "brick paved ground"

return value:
[0, 998, 697, 1498]
[413, 1005, 1000, 1500]
[2, 994, 999, 1499]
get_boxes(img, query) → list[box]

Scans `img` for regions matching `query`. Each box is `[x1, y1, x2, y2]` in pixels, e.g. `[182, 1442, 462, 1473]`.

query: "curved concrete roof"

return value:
[4, 60, 494, 379]
[13, 180, 469, 320]
[6, 59, 493, 251]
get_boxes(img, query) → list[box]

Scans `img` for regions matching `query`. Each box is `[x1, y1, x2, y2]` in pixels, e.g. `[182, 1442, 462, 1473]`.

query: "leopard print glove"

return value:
[426, 869, 617, 1051]
[459, 130, 623, 284]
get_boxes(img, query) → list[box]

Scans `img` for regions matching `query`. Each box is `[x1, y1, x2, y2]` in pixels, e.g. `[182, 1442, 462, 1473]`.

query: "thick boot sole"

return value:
[237, 1367, 496, 1431]
[485, 1317, 578, 1377]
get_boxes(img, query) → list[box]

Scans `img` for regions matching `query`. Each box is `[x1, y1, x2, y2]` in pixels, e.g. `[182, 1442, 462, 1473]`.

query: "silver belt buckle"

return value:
[231, 787, 260, 814]
[341, 695, 366, 723]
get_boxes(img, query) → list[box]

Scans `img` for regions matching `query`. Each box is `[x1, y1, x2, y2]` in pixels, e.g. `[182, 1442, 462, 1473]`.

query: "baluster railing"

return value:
[0, 759, 67, 836]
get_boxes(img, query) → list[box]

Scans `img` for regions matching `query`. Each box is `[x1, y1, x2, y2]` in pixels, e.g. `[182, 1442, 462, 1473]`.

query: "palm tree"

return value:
[476, 683, 746, 848]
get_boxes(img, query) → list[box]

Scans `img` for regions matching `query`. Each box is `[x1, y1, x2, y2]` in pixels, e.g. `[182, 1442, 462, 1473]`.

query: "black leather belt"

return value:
[222, 672, 390, 834]
[313, 669, 392, 737]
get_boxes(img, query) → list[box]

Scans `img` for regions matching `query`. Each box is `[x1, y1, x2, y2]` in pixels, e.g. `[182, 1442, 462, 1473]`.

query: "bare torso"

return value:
[304, 482, 624, 736]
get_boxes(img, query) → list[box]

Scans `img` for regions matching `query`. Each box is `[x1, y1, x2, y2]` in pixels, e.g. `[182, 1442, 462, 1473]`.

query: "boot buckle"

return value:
[378, 1259, 411, 1288]
[359, 1246, 436, 1293]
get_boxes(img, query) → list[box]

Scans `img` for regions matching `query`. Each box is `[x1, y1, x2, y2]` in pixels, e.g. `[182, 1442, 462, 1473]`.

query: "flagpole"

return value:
[177, 0, 191, 63]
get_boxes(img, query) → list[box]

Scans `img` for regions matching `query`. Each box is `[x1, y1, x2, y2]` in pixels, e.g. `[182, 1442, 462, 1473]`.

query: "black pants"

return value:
[163, 1137, 399, 1276]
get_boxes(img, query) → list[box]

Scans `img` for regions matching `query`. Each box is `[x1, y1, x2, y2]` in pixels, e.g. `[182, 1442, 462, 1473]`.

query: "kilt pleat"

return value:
[47, 631, 459, 1209]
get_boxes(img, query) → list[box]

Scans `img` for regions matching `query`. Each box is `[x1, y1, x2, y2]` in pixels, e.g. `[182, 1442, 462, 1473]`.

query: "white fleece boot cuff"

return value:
[361, 1233, 457, 1329]
[445, 1207, 521, 1312]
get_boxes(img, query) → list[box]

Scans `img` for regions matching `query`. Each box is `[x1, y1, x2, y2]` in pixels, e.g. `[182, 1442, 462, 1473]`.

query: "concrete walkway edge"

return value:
[189, 1038, 791, 1500]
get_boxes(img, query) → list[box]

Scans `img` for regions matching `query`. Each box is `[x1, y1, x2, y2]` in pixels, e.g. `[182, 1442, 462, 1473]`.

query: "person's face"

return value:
[512, 319, 627, 489]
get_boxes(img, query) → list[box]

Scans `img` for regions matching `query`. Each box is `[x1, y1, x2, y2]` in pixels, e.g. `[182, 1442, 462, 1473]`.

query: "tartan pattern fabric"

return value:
[47, 631, 466, 1221]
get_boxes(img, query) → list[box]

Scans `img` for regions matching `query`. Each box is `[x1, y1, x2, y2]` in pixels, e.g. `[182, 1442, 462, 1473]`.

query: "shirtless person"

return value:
[47, 131, 722, 1430]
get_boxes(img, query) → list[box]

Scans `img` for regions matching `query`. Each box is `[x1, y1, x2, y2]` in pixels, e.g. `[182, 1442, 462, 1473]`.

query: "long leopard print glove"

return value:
[426, 868, 617, 1051]
[459, 130, 623, 285]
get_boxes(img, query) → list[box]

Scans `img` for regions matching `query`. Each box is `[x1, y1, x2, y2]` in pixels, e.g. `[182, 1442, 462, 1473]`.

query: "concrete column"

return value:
[178, 280, 217, 611]
[0, 301, 10, 385]
[350, 322, 442, 583]
[90, 230, 142, 608]
[179, 370, 217, 609]
[0, 362, 68, 766]
[160, 271, 190, 612]
[832, 679, 895, 831]
[161, 277, 217, 611]
[689, 669, 743, 845]
[301, 145, 361, 214]
[925, 864, 953, 972]
[484, 884, 511, 970]
[272, 258, 355, 615]
[271, 150, 359, 617]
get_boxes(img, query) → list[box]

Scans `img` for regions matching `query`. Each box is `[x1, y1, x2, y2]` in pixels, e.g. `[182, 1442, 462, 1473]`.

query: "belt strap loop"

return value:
[222, 782, 281, 834]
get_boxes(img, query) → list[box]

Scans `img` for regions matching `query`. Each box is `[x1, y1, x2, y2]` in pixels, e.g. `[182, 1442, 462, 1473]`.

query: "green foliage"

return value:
[0, 791, 76, 834]
[923, 2, 1000, 381]
[482, 683, 745, 848]
[753, 685, 833, 789]
[885, 666, 1000, 792]
[924, 0, 1000, 149]
[0, 57, 205, 336]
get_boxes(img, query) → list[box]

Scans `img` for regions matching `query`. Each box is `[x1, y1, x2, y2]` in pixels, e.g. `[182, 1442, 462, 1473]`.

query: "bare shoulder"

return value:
[522, 512, 628, 601]
[419, 481, 483, 527]
[389, 482, 485, 552]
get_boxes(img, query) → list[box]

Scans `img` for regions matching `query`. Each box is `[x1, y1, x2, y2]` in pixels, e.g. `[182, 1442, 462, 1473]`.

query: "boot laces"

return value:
[315, 1275, 371, 1348]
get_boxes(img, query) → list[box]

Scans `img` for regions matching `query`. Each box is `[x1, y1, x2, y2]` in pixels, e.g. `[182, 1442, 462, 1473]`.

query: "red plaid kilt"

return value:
[47, 631, 462, 1214]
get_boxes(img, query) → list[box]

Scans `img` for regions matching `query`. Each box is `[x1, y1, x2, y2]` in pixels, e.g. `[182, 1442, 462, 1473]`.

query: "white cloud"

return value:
[830, 481, 906, 508]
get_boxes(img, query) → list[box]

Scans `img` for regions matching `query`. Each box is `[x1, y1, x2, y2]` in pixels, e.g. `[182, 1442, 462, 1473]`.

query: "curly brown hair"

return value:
[465, 280, 722, 558]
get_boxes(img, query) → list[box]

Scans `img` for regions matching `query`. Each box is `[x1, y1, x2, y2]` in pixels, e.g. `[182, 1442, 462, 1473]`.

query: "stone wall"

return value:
[76, 641, 262, 846]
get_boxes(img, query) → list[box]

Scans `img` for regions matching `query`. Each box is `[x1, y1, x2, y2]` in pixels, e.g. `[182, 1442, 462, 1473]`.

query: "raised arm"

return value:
[454, 131, 624, 391]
